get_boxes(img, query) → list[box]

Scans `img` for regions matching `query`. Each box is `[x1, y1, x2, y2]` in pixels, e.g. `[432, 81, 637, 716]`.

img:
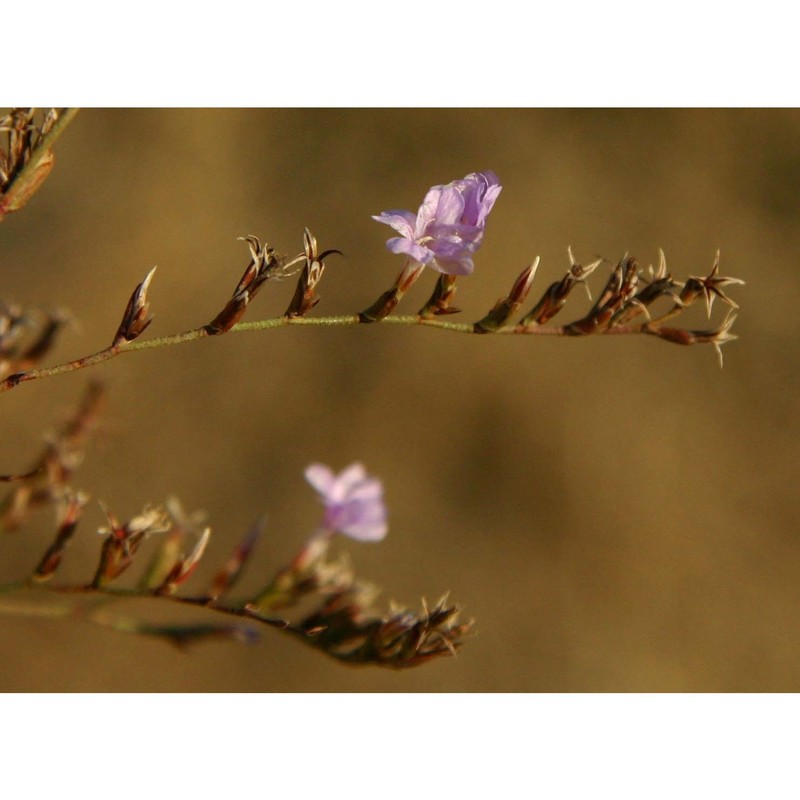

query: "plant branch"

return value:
[0, 315, 576, 394]
[0, 301, 736, 395]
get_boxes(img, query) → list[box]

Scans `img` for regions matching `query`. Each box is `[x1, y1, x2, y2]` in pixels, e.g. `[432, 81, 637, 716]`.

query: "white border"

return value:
[3, 1, 797, 106]
[1, 694, 797, 798]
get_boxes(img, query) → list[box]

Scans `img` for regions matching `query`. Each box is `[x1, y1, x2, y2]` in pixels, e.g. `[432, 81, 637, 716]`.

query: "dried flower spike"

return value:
[296, 589, 473, 668]
[13, 452, 470, 669]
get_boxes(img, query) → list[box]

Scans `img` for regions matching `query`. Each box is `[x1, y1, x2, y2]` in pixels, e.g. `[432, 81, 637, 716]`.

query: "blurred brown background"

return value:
[0, 108, 797, 691]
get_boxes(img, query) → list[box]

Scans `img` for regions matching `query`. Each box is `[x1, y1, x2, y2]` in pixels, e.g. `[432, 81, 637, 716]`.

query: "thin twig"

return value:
[0, 315, 575, 394]
[0, 577, 288, 626]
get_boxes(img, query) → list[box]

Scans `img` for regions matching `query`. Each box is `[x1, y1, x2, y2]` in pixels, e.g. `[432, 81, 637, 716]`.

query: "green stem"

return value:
[0, 312, 657, 395]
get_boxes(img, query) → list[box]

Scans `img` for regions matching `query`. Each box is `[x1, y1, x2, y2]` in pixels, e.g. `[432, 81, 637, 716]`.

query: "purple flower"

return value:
[372, 171, 502, 276]
[304, 462, 388, 542]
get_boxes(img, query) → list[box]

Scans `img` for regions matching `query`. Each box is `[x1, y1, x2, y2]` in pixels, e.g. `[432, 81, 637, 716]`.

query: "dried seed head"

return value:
[92, 502, 170, 587]
[237, 235, 291, 282]
[520, 249, 603, 327]
[689, 250, 746, 318]
[296, 588, 473, 668]
[567, 247, 603, 301]
[284, 228, 343, 318]
[207, 236, 292, 334]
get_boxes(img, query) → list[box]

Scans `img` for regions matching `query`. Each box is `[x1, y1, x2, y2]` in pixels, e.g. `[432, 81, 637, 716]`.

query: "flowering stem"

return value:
[0, 577, 289, 627]
[0, 314, 672, 394]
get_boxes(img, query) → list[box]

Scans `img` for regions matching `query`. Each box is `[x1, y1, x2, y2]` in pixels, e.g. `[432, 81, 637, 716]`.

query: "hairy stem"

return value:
[0, 315, 568, 393]
[1, 303, 727, 395]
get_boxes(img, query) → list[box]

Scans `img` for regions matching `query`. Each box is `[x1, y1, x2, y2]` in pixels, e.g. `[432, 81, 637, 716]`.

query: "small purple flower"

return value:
[372, 171, 502, 276]
[304, 462, 388, 542]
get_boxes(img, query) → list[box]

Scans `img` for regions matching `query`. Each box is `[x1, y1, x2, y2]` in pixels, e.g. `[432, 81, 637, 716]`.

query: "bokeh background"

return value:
[0, 108, 797, 691]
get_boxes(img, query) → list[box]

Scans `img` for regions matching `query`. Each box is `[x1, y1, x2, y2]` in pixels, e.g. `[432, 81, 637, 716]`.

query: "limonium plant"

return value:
[0, 109, 744, 671]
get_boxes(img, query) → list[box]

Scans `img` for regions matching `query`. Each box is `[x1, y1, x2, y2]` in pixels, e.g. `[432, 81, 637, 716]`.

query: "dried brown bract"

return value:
[284, 228, 342, 318]
[112, 267, 156, 346]
[475, 258, 540, 333]
[359, 261, 426, 323]
[31, 490, 90, 583]
[92, 504, 171, 588]
[206, 236, 295, 334]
